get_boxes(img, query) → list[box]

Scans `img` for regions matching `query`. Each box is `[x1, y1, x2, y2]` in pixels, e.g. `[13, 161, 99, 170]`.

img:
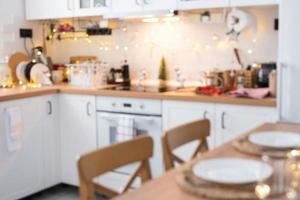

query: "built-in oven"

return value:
[96, 96, 163, 191]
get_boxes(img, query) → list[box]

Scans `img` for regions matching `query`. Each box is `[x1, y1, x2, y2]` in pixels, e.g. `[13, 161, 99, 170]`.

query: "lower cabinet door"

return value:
[215, 104, 278, 146]
[0, 97, 44, 200]
[60, 94, 97, 186]
[42, 95, 61, 189]
[163, 100, 216, 161]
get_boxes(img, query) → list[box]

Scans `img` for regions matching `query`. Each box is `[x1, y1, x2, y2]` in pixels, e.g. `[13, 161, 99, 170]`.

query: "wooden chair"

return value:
[161, 119, 210, 171]
[77, 135, 153, 200]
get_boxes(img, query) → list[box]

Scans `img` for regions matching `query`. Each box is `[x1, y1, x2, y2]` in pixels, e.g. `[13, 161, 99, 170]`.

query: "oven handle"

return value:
[98, 112, 156, 124]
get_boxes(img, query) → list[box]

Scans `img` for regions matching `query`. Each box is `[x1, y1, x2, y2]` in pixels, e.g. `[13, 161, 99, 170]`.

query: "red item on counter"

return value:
[195, 86, 224, 96]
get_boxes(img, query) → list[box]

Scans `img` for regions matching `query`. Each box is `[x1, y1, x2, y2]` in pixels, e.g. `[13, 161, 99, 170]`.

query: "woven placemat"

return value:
[232, 136, 296, 158]
[176, 164, 279, 200]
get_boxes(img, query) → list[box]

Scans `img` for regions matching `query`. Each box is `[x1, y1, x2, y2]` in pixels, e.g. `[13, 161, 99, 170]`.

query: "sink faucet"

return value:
[175, 68, 185, 89]
[138, 69, 147, 87]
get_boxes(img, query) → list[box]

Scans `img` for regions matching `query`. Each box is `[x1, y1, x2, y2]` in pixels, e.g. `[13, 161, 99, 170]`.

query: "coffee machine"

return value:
[107, 60, 130, 86]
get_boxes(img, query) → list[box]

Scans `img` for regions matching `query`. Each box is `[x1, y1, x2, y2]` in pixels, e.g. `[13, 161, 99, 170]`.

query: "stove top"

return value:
[105, 85, 177, 93]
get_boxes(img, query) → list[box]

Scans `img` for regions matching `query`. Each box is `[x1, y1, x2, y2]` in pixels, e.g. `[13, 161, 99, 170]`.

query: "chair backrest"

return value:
[162, 119, 210, 171]
[78, 135, 153, 200]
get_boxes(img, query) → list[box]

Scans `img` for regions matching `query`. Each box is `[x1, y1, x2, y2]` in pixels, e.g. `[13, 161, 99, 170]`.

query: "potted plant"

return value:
[201, 11, 211, 23]
[158, 57, 168, 88]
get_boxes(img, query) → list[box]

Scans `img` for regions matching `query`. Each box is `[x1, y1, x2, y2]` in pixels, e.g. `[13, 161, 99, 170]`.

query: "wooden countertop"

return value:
[114, 123, 300, 200]
[0, 84, 277, 107]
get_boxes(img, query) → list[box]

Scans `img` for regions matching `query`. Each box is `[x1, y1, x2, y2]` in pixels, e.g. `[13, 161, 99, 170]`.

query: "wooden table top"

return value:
[114, 123, 300, 200]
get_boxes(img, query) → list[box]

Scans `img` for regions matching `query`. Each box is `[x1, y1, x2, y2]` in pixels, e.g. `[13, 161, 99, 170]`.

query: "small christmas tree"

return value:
[158, 57, 168, 81]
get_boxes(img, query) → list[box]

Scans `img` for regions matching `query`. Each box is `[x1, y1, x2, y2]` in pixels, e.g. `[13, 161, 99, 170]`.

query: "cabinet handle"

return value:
[47, 101, 52, 115]
[221, 112, 226, 130]
[203, 111, 208, 119]
[87, 102, 92, 116]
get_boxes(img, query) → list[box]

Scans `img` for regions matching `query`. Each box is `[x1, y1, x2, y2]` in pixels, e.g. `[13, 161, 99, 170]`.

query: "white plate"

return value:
[249, 131, 300, 149]
[192, 158, 273, 185]
[16, 61, 29, 83]
[30, 63, 51, 84]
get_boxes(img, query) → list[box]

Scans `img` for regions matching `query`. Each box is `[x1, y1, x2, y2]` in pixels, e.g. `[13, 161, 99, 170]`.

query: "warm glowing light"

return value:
[255, 183, 271, 199]
[122, 27, 127, 32]
[37, 51, 42, 56]
[205, 44, 211, 49]
[124, 46, 129, 51]
[19, 81, 23, 85]
[32, 59, 36, 63]
[212, 34, 219, 41]
[104, 47, 109, 51]
[53, 29, 57, 33]
[248, 49, 253, 54]
[74, 37, 78, 41]
[252, 38, 257, 43]
[99, 47, 104, 51]
[115, 45, 120, 50]
[162, 16, 180, 22]
[135, 44, 139, 48]
[142, 18, 159, 23]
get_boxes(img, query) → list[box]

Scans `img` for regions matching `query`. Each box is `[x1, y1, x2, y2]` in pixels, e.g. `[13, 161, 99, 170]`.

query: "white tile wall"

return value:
[47, 6, 278, 83]
[0, 0, 41, 62]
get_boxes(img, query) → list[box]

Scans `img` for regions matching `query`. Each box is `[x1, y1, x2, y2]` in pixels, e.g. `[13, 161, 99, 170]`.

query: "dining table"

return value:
[113, 123, 300, 200]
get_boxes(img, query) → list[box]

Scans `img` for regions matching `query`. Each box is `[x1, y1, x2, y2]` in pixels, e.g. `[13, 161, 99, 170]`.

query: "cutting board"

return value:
[8, 53, 30, 83]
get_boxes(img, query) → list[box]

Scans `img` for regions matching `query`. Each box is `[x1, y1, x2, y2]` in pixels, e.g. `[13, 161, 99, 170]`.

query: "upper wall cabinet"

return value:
[143, 0, 177, 11]
[108, 0, 176, 18]
[177, 0, 230, 10]
[26, 0, 74, 20]
[177, 0, 279, 11]
[74, 0, 111, 17]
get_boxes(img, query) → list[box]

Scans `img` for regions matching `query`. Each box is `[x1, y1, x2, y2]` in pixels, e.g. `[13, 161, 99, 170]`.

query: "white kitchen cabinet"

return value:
[177, 0, 230, 10]
[177, 0, 278, 10]
[215, 104, 277, 146]
[111, 0, 144, 14]
[60, 94, 97, 186]
[0, 97, 44, 200]
[42, 95, 61, 189]
[230, 0, 279, 7]
[25, 0, 74, 20]
[74, 0, 111, 17]
[163, 100, 216, 161]
[142, 0, 177, 11]
[163, 100, 278, 155]
[109, 0, 176, 18]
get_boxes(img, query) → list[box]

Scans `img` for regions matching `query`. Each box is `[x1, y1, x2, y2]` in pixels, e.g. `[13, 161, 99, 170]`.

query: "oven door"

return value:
[97, 112, 163, 177]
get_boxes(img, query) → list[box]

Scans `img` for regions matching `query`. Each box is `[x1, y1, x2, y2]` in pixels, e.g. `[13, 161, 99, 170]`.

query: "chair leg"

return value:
[140, 160, 152, 183]
[79, 180, 96, 200]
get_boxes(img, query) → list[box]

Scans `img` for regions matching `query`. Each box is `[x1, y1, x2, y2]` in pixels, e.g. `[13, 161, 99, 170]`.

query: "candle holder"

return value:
[286, 150, 300, 199]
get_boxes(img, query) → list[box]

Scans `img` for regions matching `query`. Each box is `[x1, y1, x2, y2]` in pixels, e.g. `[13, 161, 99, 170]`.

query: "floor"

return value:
[21, 184, 107, 200]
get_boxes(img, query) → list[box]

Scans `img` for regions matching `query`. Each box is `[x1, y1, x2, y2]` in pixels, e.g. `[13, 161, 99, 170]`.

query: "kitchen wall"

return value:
[47, 6, 278, 84]
[0, 0, 41, 62]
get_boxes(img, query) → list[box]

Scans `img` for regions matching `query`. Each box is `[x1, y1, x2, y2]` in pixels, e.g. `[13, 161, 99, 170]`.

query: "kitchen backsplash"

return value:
[47, 6, 278, 84]
[0, 0, 41, 62]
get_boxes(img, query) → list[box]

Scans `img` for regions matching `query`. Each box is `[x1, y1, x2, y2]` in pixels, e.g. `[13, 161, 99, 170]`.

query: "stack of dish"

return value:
[16, 61, 52, 85]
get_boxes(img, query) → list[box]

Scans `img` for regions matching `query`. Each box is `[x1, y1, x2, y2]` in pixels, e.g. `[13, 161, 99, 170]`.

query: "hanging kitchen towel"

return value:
[4, 107, 23, 152]
[116, 114, 136, 142]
